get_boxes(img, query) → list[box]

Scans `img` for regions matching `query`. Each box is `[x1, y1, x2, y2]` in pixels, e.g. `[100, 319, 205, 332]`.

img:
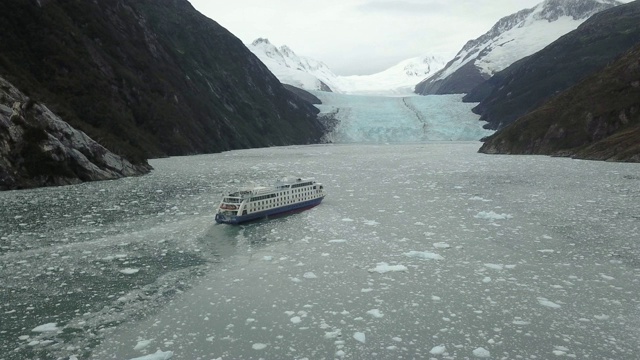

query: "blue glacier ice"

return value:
[313, 92, 494, 143]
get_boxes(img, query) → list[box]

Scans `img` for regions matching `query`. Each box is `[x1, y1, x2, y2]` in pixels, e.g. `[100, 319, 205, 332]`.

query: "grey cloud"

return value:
[356, 0, 448, 14]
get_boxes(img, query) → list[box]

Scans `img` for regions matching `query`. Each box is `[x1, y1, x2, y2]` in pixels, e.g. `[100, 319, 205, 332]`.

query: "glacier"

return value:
[314, 92, 494, 143]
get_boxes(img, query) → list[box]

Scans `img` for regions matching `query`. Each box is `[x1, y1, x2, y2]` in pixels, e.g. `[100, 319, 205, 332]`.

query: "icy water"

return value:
[1, 143, 640, 360]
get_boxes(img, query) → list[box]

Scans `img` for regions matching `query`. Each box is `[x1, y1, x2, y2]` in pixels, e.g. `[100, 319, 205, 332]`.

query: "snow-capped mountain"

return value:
[415, 0, 621, 95]
[249, 38, 336, 92]
[339, 55, 447, 95]
[247, 38, 445, 95]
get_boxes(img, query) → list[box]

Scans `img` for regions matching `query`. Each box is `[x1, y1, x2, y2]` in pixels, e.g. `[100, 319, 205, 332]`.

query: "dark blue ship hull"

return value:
[215, 196, 324, 225]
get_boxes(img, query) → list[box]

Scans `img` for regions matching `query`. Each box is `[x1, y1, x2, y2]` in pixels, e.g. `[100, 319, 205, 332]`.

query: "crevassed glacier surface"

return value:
[314, 92, 494, 143]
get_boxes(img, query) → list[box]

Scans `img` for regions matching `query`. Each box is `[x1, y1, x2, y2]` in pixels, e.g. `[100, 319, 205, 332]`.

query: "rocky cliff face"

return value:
[479, 43, 640, 162]
[0, 0, 325, 168]
[469, 0, 640, 130]
[415, 0, 620, 95]
[0, 76, 151, 190]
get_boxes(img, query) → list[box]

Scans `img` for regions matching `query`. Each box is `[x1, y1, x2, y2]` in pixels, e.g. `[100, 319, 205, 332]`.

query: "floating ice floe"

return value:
[303, 272, 318, 279]
[368, 262, 408, 274]
[537, 297, 562, 309]
[366, 309, 384, 318]
[430, 345, 446, 355]
[328, 239, 347, 243]
[404, 250, 444, 260]
[252, 343, 268, 350]
[353, 332, 366, 343]
[469, 196, 492, 202]
[133, 339, 153, 351]
[433, 242, 451, 249]
[120, 268, 140, 275]
[474, 211, 513, 220]
[484, 263, 504, 270]
[324, 329, 342, 339]
[31, 323, 59, 332]
[128, 350, 173, 360]
[472, 347, 491, 358]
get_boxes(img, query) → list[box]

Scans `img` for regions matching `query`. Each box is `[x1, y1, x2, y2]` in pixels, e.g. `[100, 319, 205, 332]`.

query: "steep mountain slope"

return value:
[247, 39, 445, 95]
[415, 0, 620, 95]
[0, 76, 151, 190]
[469, 0, 640, 130]
[479, 43, 640, 162]
[0, 0, 324, 167]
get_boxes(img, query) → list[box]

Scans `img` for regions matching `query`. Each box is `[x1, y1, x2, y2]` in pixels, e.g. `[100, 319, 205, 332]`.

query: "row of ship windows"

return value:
[249, 192, 321, 212]
[250, 187, 315, 202]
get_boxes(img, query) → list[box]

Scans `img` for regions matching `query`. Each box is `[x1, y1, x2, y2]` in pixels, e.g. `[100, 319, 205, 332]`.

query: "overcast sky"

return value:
[188, 0, 601, 75]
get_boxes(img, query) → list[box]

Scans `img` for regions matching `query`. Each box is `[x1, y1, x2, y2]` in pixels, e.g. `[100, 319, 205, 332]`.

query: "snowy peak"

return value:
[416, 0, 621, 95]
[402, 56, 442, 77]
[536, 0, 620, 21]
[248, 39, 446, 95]
[338, 55, 447, 95]
[248, 38, 337, 92]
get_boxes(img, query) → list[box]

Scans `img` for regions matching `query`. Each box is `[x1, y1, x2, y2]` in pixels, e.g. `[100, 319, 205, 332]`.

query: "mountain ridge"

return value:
[0, 0, 325, 163]
[0, 0, 326, 189]
[247, 38, 446, 95]
[469, 0, 640, 130]
[478, 42, 640, 161]
[414, 0, 621, 95]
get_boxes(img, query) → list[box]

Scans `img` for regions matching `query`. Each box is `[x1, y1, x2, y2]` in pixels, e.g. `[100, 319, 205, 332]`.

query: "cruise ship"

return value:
[215, 177, 326, 224]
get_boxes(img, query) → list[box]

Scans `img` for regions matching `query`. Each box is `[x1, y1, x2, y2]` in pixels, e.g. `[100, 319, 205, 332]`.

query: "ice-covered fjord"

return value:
[1, 143, 639, 359]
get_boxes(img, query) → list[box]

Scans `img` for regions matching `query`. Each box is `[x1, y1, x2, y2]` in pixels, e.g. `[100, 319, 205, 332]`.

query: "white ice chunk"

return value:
[469, 196, 492, 202]
[120, 268, 140, 275]
[404, 250, 444, 260]
[303, 272, 318, 279]
[433, 242, 451, 249]
[472, 347, 491, 358]
[366, 309, 384, 318]
[32, 323, 59, 332]
[368, 262, 408, 273]
[430, 345, 446, 355]
[475, 211, 512, 220]
[537, 297, 562, 309]
[324, 329, 342, 339]
[290, 316, 302, 324]
[252, 343, 268, 350]
[128, 350, 173, 360]
[353, 332, 366, 343]
[484, 263, 504, 270]
[133, 339, 153, 351]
